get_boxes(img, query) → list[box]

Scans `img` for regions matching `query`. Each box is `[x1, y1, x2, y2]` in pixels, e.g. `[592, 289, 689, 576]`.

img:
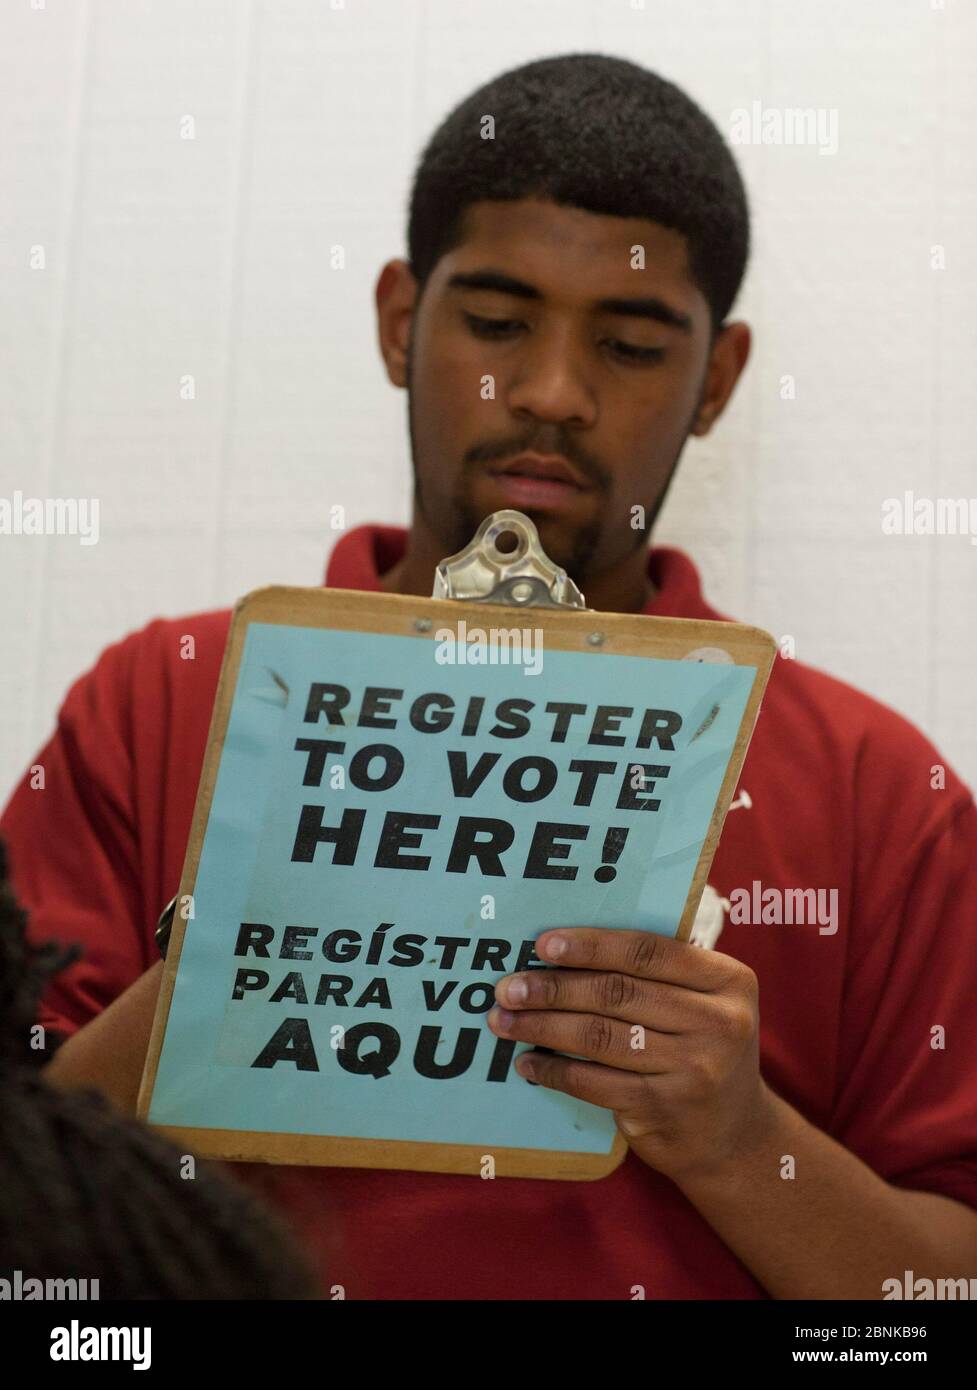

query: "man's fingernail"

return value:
[500, 975, 528, 1004]
[542, 934, 568, 960]
[516, 1056, 536, 1083]
[490, 1007, 515, 1033]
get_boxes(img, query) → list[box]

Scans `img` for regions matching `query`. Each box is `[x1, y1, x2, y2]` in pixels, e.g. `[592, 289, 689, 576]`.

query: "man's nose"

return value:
[505, 325, 597, 428]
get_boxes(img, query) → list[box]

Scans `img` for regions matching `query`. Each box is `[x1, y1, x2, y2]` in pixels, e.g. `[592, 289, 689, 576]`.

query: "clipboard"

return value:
[137, 510, 776, 1180]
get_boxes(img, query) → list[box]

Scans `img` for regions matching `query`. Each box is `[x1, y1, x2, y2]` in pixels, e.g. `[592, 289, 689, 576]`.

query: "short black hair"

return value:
[408, 53, 750, 328]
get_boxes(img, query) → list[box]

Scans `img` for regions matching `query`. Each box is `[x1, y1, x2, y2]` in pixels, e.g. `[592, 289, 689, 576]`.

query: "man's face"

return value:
[391, 198, 721, 581]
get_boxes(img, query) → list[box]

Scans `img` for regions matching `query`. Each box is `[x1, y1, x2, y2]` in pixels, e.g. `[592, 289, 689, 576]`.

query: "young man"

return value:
[3, 54, 976, 1300]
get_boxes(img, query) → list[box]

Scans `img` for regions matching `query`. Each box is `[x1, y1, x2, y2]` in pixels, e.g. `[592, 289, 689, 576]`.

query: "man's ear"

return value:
[689, 321, 751, 436]
[375, 259, 418, 389]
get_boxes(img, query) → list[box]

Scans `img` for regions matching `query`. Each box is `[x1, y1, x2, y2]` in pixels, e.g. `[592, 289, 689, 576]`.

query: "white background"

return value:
[1, 0, 975, 802]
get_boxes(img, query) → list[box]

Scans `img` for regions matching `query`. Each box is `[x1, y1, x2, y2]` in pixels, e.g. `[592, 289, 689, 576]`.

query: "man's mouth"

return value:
[486, 454, 589, 510]
[495, 454, 585, 486]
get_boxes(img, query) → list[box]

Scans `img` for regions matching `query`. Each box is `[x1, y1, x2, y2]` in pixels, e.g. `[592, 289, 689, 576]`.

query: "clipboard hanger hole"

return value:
[493, 528, 522, 556]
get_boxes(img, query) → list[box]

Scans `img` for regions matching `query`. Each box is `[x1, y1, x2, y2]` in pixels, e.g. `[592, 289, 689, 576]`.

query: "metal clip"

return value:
[432, 510, 590, 610]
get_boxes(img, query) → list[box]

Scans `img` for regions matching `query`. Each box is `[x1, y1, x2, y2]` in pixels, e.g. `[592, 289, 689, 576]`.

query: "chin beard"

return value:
[439, 489, 484, 559]
[528, 513, 603, 585]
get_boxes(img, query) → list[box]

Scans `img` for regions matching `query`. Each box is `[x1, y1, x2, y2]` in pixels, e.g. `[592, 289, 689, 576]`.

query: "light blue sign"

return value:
[149, 622, 755, 1156]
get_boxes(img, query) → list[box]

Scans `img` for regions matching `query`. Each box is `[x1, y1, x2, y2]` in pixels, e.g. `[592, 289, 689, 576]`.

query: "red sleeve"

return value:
[829, 794, 977, 1212]
[0, 634, 149, 1043]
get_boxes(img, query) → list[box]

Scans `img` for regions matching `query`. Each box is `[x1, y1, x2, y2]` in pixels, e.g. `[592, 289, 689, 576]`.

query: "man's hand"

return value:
[487, 926, 977, 1298]
[487, 926, 776, 1184]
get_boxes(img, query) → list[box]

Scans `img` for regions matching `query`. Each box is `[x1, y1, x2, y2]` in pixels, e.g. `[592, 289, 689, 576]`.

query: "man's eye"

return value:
[463, 313, 524, 339]
[462, 315, 665, 364]
[604, 339, 666, 364]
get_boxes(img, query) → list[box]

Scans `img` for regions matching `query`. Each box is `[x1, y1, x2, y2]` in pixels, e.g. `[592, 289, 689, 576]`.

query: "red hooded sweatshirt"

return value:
[2, 525, 976, 1300]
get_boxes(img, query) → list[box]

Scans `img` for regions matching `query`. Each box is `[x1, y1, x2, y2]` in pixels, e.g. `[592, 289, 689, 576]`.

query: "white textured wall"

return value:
[1, 0, 975, 802]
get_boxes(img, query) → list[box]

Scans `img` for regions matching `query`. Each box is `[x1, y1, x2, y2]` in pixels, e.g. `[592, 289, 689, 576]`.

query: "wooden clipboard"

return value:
[138, 510, 776, 1181]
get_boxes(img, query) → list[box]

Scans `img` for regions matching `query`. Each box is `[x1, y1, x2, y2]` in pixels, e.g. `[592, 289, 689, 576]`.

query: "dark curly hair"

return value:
[0, 838, 318, 1299]
[408, 52, 750, 328]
